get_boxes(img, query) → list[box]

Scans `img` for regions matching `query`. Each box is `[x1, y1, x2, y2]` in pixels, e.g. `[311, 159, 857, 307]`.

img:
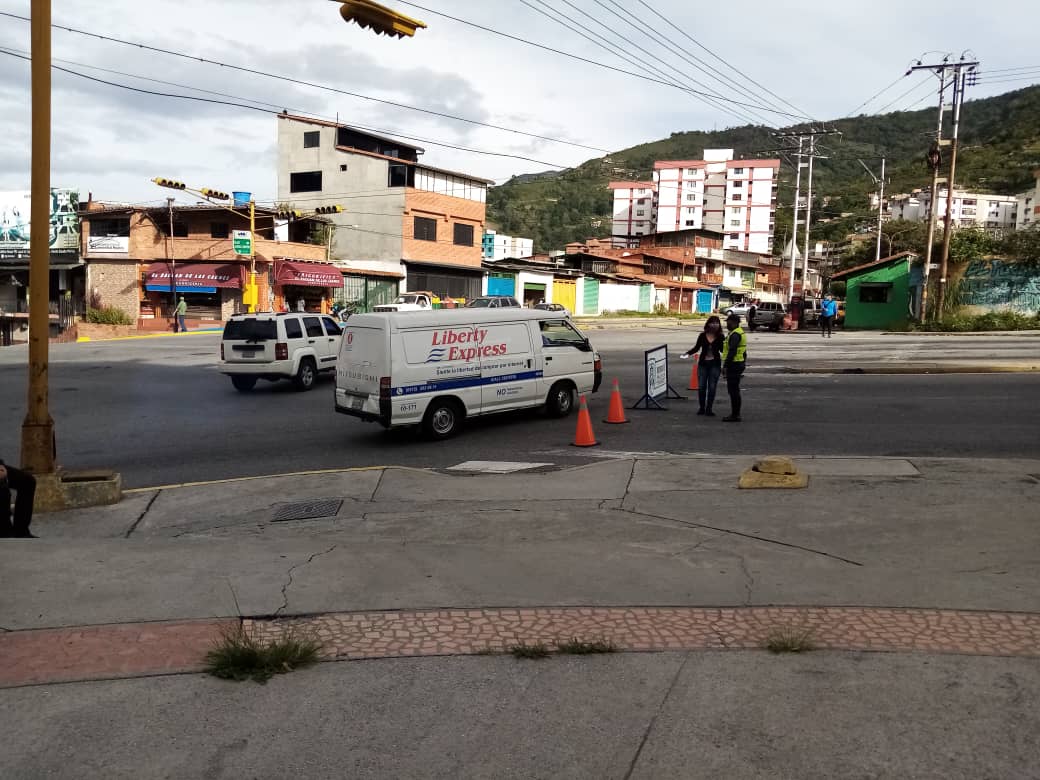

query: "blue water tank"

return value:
[232, 191, 252, 207]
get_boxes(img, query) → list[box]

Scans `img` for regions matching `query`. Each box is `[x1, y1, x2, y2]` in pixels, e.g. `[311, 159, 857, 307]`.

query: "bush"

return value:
[86, 306, 134, 326]
[923, 310, 1040, 332]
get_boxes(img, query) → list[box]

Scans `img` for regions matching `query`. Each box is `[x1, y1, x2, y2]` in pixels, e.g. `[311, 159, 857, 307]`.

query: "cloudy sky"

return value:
[0, 0, 1036, 205]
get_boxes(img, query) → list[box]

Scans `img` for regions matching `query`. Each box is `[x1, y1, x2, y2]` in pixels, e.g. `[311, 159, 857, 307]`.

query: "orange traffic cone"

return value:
[688, 355, 700, 391]
[603, 378, 629, 424]
[571, 394, 600, 447]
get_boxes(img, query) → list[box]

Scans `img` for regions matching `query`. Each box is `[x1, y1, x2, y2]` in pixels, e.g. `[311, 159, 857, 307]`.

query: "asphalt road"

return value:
[2, 329, 1039, 488]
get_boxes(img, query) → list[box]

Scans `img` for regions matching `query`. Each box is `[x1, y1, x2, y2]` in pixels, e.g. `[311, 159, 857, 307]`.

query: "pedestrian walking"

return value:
[722, 313, 748, 422]
[681, 315, 724, 416]
[820, 293, 838, 338]
[747, 301, 757, 331]
[0, 458, 37, 538]
[174, 295, 188, 333]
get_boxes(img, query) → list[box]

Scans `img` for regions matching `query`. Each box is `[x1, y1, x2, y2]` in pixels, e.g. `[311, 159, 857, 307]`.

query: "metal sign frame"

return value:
[631, 344, 685, 410]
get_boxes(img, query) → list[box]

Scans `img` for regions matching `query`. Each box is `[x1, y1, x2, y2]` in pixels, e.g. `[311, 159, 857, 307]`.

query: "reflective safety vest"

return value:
[722, 327, 748, 363]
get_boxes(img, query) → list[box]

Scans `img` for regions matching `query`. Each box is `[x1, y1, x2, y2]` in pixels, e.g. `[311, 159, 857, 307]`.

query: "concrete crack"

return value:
[736, 553, 755, 606]
[275, 544, 338, 616]
[622, 507, 863, 566]
[622, 459, 637, 501]
[124, 490, 160, 538]
[623, 652, 691, 780]
[369, 468, 387, 502]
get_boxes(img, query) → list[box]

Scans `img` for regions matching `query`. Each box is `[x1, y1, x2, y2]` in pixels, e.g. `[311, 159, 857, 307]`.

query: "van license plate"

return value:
[241, 350, 256, 359]
[351, 397, 363, 410]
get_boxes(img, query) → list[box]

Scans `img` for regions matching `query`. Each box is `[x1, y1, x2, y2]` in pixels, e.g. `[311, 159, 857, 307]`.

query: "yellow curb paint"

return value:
[76, 331, 221, 344]
[122, 465, 432, 493]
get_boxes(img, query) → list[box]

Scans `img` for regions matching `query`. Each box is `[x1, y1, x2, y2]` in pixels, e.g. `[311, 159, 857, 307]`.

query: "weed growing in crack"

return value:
[555, 638, 618, 655]
[764, 626, 816, 654]
[204, 625, 322, 683]
[510, 642, 551, 659]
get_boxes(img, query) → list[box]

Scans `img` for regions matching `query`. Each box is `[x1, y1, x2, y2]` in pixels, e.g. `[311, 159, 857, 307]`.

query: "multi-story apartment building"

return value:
[1016, 171, 1040, 231]
[482, 229, 534, 261]
[611, 149, 779, 255]
[609, 181, 656, 238]
[887, 188, 1017, 232]
[277, 113, 493, 301]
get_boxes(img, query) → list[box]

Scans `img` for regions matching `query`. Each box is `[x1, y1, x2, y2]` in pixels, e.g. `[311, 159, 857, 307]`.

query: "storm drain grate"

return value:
[272, 498, 344, 523]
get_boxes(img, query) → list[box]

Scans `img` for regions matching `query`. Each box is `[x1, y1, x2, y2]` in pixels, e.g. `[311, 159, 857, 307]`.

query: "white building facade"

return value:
[1016, 171, 1040, 231]
[887, 188, 1017, 232]
[609, 182, 656, 238]
[482, 229, 533, 260]
[612, 149, 778, 255]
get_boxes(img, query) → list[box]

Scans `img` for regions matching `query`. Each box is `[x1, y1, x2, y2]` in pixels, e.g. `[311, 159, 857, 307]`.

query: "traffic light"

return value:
[336, 0, 427, 38]
[152, 177, 186, 190]
[314, 205, 344, 215]
[200, 188, 231, 201]
[277, 209, 303, 219]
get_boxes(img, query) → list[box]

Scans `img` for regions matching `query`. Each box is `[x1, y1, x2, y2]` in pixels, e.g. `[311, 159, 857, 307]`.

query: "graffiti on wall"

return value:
[958, 260, 1040, 313]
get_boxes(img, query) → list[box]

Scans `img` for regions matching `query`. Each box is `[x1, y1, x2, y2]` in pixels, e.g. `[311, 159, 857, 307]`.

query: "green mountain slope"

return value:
[487, 86, 1040, 253]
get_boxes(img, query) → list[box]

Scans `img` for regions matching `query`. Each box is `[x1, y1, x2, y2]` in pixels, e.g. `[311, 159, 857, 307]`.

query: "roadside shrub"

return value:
[86, 305, 134, 326]
[924, 310, 1040, 332]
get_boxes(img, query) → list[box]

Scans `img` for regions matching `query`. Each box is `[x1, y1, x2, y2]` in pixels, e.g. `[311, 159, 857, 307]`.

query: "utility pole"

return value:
[936, 64, 973, 318]
[167, 197, 176, 324]
[21, 0, 55, 475]
[909, 57, 978, 321]
[786, 136, 804, 303]
[858, 157, 886, 263]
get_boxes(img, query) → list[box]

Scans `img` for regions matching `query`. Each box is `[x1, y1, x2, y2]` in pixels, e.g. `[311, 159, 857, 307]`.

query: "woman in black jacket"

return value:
[681, 316, 724, 416]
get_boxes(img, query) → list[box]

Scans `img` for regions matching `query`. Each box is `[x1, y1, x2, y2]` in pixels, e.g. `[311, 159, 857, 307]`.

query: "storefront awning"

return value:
[144, 261, 245, 289]
[402, 260, 484, 275]
[274, 260, 344, 288]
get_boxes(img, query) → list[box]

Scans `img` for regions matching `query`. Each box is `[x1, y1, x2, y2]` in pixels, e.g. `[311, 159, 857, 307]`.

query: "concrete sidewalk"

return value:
[2, 455, 1039, 777]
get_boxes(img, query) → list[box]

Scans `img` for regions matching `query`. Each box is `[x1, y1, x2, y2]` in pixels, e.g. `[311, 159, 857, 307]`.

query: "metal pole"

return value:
[248, 198, 256, 313]
[920, 69, 949, 321]
[167, 197, 176, 327]
[876, 157, 885, 263]
[20, 0, 55, 474]
[801, 135, 815, 297]
[937, 66, 965, 321]
[787, 136, 804, 303]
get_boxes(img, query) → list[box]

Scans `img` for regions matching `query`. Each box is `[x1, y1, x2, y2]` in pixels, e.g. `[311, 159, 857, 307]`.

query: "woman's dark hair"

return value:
[703, 315, 722, 332]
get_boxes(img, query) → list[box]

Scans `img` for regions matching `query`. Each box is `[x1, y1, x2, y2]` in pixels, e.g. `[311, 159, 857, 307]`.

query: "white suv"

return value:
[219, 312, 343, 392]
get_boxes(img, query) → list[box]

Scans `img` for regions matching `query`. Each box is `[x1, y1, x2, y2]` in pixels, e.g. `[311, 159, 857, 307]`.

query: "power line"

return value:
[845, 73, 907, 116]
[0, 9, 608, 154]
[872, 75, 935, 115]
[630, 0, 812, 120]
[521, 0, 768, 126]
[392, 0, 810, 120]
[0, 48, 573, 169]
[591, 0, 787, 123]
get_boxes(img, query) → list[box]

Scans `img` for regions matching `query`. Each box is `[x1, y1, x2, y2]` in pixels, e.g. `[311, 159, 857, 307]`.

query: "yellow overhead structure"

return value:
[334, 0, 427, 38]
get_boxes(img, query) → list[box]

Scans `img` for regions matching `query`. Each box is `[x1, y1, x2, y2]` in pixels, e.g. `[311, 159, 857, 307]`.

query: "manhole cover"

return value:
[272, 498, 343, 522]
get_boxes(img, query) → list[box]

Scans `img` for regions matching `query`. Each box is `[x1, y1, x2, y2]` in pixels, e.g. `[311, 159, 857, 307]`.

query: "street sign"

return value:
[232, 230, 252, 256]
[631, 344, 685, 410]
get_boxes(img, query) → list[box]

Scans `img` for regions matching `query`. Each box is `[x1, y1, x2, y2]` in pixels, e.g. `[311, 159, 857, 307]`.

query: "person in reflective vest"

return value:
[721, 313, 748, 422]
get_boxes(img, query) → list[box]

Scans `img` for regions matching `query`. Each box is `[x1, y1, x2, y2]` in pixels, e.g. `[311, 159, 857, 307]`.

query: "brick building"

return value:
[277, 113, 493, 302]
[80, 200, 333, 330]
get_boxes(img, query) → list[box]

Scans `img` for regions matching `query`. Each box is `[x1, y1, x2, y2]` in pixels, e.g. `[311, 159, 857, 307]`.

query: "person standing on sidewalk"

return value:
[820, 293, 838, 338]
[174, 295, 188, 333]
[722, 313, 747, 423]
[681, 316, 724, 416]
[0, 458, 36, 538]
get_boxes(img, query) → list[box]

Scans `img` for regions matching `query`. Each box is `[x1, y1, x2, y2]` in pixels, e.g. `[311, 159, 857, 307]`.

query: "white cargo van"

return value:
[335, 309, 603, 438]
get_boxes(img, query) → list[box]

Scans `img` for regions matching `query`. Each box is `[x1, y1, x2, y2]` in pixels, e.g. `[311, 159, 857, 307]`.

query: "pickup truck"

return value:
[373, 292, 435, 312]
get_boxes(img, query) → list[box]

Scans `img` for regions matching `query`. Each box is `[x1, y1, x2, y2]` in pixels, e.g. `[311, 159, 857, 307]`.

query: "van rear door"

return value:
[336, 317, 388, 417]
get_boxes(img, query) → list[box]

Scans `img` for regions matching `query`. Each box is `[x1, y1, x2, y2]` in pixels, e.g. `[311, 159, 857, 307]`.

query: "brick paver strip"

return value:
[0, 619, 237, 688]
[3, 607, 1039, 688]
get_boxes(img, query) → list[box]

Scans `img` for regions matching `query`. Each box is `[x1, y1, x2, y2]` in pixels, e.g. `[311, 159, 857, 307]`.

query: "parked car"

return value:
[373, 292, 434, 312]
[219, 312, 343, 392]
[723, 302, 752, 318]
[335, 309, 602, 439]
[801, 298, 823, 326]
[748, 301, 786, 331]
[535, 302, 571, 316]
[465, 296, 521, 308]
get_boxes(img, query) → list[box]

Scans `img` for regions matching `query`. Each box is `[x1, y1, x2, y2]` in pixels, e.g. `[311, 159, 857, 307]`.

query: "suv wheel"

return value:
[231, 375, 257, 392]
[293, 357, 317, 391]
[423, 399, 463, 440]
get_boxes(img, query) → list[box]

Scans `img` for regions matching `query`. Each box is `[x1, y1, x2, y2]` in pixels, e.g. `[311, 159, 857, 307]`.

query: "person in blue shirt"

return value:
[820, 294, 839, 338]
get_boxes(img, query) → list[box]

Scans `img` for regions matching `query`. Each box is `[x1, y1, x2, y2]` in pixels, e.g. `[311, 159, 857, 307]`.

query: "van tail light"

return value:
[379, 376, 392, 401]
[275, 342, 289, 360]
[220, 344, 225, 360]
[594, 358, 602, 372]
